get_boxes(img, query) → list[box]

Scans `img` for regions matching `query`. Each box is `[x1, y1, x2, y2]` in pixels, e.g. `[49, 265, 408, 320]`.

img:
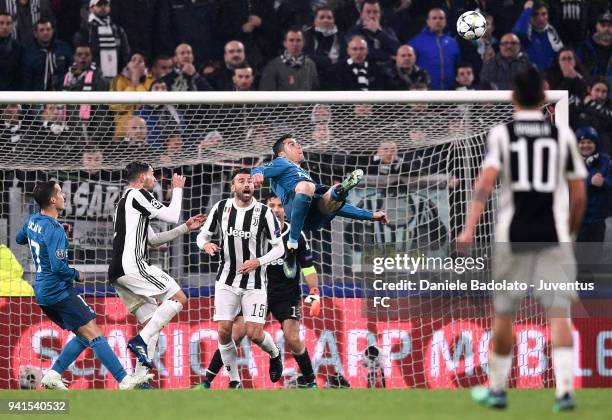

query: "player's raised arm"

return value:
[15, 222, 28, 245]
[147, 213, 206, 248]
[250, 158, 289, 187]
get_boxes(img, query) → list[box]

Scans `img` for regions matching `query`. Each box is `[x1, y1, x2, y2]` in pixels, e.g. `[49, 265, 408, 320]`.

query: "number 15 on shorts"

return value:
[251, 303, 266, 318]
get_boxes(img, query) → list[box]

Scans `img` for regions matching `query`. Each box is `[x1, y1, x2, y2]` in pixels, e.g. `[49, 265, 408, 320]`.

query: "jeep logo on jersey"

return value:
[228, 226, 252, 238]
[150, 198, 163, 209]
[55, 249, 66, 259]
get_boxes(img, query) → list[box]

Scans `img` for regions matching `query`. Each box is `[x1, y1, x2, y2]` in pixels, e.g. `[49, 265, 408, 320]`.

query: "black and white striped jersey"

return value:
[483, 111, 587, 243]
[108, 187, 182, 282]
[197, 198, 282, 290]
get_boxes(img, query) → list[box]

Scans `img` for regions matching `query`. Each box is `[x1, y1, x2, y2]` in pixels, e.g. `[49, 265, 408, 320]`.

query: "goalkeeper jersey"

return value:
[15, 213, 79, 306]
[251, 157, 316, 204]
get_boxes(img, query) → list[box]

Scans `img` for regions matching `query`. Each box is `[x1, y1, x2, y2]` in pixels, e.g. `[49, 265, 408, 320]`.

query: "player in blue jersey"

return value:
[251, 134, 388, 277]
[16, 180, 152, 390]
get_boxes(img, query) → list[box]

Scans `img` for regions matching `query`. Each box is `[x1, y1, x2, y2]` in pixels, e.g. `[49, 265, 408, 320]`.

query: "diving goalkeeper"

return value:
[251, 134, 388, 277]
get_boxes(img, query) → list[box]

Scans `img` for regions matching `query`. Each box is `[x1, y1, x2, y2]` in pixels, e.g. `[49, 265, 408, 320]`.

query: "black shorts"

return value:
[267, 295, 301, 323]
[40, 294, 97, 331]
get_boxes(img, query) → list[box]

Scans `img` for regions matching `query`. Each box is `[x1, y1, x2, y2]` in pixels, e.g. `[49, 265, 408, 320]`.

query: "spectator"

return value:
[454, 62, 475, 90]
[326, 35, 386, 91]
[388, 45, 430, 90]
[512, 0, 563, 71]
[259, 27, 318, 91]
[546, 47, 588, 127]
[303, 6, 346, 82]
[346, 0, 400, 71]
[480, 33, 534, 90]
[134, 81, 183, 147]
[576, 126, 612, 242]
[156, 0, 220, 69]
[109, 52, 152, 140]
[232, 62, 254, 91]
[159, 132, 184, 166]
[0, 0, 55, 46]
[62, 44, 106, 91]
[365, 140, 404, 175]
[121, 115, 151, 155]
[409, 8, 460, 90]
[206, 41, 247, 91]
[21, 19, 72, 91]
[217, 0, 279, 71]
[0, 12, 21, 90]
[150, 54, 173, 81]
[110, 0, 158, 60]
[575, 126, 612, 281]
[549, 0, 589, 47]
[81, 145, 104, 175]
[577, 77, 612, 153]
[20, 104, 76, 161]
[73, 0, 130, 79]
[475, 13, 497, 64]
[577, 12, 611, 79]
[162, 43, 212, 92]
[0, 104, 23, 153]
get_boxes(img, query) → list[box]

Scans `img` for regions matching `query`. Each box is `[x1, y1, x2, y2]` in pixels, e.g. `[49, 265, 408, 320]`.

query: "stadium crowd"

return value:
[0, 0, 611, 256]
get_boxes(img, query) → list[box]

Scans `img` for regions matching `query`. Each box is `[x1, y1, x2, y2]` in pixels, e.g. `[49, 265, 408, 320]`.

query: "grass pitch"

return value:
[0, 389, 608, 420]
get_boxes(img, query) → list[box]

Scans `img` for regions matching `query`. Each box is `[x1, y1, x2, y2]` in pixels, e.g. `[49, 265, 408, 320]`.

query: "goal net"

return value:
[1, 90, 591, 390]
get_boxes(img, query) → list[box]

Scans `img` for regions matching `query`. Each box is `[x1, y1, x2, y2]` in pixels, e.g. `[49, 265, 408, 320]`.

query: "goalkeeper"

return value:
[251, 134, 388, 277]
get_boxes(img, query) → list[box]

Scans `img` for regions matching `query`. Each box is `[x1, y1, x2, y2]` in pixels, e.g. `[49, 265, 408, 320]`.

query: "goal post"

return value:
[2, 89, 593, 390]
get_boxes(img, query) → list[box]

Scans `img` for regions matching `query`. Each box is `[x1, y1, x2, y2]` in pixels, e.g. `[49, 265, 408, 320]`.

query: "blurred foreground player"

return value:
[458, 68, 587, 411]
[16, 181, 152, 389]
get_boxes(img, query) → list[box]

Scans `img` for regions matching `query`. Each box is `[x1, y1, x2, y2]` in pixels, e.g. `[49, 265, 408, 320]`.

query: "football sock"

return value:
[293, 348, 314, 380]
[338, 203, 373, 220]
[205, 349, 224, 381]
[140, 299, 183, 343]
[257, 331, 280, 358]
[219, 341, 241, 383]
[488, 352, 512, 393]
[553, 347, 574, 398]
[289, 193, 312, 244]
[51, 335, 89, 374]
[90, 336, 127, 383]
[135, 331, 160, 376]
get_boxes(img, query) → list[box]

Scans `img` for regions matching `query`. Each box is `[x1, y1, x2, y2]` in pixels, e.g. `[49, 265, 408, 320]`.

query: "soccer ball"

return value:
[456, 11, 487, 40]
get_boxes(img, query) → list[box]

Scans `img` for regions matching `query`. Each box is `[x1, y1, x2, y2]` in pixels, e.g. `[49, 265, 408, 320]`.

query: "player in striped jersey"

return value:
[458, 68, 587, 411]
[196, 192, 320, 389]
[108, 161, 192, 372]
[196, 168, 285, 388]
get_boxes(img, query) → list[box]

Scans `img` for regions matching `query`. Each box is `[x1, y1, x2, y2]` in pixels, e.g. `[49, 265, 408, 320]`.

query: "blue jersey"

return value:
[251, 157, 316, 204]
[16, 214, 79, 306]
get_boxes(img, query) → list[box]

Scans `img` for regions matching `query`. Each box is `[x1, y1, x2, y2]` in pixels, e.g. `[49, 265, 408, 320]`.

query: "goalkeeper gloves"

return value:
[304, 287, 321, 317]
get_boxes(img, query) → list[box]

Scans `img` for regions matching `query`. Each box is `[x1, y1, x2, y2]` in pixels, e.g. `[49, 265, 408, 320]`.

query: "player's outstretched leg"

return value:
[330, 169, 364, 203]
[285, 181, 316, 278]
[551, 317, 576, 412]
[247, 323, 282, 383]
[41, 335, 90, 389]
[283, 319, 316, 388]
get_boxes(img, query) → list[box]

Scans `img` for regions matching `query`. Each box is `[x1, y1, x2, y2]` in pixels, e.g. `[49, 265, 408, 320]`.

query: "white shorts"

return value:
[214, 283, 267, 324]
[114, 264, 181, 311]
[492, 243, 578, 314]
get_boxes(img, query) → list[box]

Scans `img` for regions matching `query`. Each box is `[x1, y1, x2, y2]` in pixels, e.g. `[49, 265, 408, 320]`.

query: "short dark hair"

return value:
[231, 168, 251, 183]
[272, 134, 294, 157]
[34, 19, 52, 30]
[264, 192, 278, 204]
[0, 12, 12, 20]
[512, 67, 545, 108]
[153, 54, 172, 64]
[33, 180, 59, 208]
[457, 61, 473, 70]
[533, 1, 548, 12]
[589, 76, 609, 90]
[360, 0, 380, 12]
[125, 161, 151, 182]
[284, 26, 302, 41]
[314, 6, 334, 17]
[232, 62, 252, 76]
